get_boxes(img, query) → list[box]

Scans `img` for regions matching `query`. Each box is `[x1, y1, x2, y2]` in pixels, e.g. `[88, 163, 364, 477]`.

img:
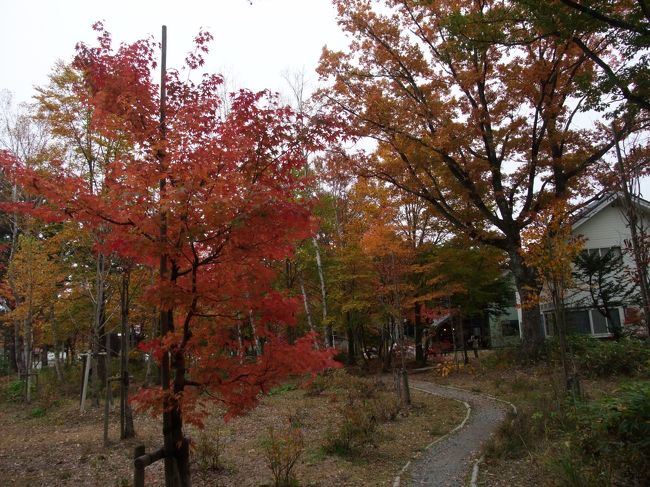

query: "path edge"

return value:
[392, 375, 518, 487]
[392, 387, 471, 487]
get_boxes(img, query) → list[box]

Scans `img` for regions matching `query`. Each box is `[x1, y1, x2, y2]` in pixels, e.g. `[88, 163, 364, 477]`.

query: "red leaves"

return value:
[131, 331, 340, 425]
[5, 24, 339, 428]
[137, 338, 165, 362]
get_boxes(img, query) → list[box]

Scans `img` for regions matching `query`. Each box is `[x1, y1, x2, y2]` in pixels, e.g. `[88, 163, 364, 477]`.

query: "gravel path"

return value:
[403, 379, 509, 487]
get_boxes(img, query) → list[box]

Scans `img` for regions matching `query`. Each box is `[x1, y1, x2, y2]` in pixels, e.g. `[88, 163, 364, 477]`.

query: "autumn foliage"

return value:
[1, 25, 338, 427]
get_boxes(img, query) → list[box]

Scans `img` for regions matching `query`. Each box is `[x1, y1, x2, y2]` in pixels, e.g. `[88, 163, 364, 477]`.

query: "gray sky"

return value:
[0, 0, 347, 104]
[1, 0, 647, 198]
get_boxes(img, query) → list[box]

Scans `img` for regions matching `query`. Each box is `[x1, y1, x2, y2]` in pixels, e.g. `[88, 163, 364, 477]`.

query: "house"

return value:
[490, 192, 650, 347]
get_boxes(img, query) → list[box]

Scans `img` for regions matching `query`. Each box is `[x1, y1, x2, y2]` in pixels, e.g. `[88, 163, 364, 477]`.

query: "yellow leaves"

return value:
[435, 360, 473, 377]
[7, 235, 59, 323]
[522, 199, 584, 291]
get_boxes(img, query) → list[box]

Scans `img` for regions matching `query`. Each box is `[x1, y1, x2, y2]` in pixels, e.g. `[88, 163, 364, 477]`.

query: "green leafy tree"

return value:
[573, 248, 636, 339]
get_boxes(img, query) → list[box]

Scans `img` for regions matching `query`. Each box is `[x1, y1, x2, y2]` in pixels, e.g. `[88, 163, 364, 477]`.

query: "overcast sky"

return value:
[1, 0, 647, 198]
[0, 0, 347, 105]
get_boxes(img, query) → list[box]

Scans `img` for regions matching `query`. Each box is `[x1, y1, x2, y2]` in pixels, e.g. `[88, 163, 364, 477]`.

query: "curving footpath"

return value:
[396, 379, 512, 487]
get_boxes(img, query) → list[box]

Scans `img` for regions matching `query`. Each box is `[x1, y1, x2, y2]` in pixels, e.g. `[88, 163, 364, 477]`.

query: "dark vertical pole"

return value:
[103, 377, 110, 446]
[158, 24, 176, 487]
[120, 277, 126, 437]
[134, 445, 145, 487]
[120, 269, 134, 439]
[120, 323, 125, 434]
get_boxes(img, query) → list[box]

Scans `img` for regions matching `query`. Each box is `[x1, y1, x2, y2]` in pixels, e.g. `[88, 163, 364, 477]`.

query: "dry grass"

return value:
[0, 375, 464, 486]
[413, 350, 641, 487]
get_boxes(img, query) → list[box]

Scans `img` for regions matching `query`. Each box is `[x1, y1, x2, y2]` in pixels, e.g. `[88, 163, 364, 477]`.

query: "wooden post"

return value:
[102, 376, 121, 445]
[158, 24, 179, 487]
[103, 378, 111, 446]
[80, 351, 91, 412]
[134, 445, 145, 487]
[120, 269, 135, 439]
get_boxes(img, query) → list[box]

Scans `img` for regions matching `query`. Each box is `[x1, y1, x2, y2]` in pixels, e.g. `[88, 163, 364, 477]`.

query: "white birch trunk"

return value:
[299, 276, 319, 352]
[312, 237, 332, 346]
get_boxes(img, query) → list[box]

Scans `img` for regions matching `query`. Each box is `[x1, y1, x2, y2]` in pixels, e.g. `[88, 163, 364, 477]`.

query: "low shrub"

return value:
[372, 393, 401, 422]
[324, 405, 377, 455]
[1, 378, 25, 402]
[323, 369, 380, 399]
[571, 337, 650, 378]
[435, 361, 473, 377]
[484, 382, 569, 460]
[268, 382, 297, 396]
[262, 425, 304, 487]
[29, 406, 47, 418]
[481, 348, 519, 370]
[192, 430, 224, 472]
[570, 381, 650, 485]
[484, 410, 536, 460]
[0, 355, 11, 376]
[320, 370, 401, 455]
[550, 451, 609, 487]
[304, 373, 329, 397]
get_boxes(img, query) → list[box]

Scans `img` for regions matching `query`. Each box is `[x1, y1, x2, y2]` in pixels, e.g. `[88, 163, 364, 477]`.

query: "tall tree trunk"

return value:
[380, 320, 393, 372]
[552, 280, 581, 398]
[97, 254, 107, 384]
[398, 323, 411, 406]
[312, 237, 332, 346]
[250, 309, 262, 356]
[455, 315, 468, 365]
[24, 250, 34, 404]
[508, 250, 544, 353]
[50, 304, 64, 382]
[92, 252, 107, 407]
[158, 28, 187, 486]
[172, 345, 191, 487]
[53, 346, 63, 382]
[6, 325, 17, 373]
[346, 311, 356, 366]
[120, 270, 135, 439]
[614, 128, 650, 335]
[414, 302, 425, 366]
[41, 345, 48, 368]
[299, 277, 317, 336]
[552, 288, 570, 388]
[23, 316, 32, 403]
[14, 321, 24, 375]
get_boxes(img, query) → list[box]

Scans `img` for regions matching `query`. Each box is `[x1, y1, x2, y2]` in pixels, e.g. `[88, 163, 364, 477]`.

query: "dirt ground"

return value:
[0, 378, 464, 487]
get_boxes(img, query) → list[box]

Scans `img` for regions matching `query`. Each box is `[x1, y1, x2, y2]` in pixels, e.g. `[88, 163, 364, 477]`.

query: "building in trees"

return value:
[490, 193, 650, 346]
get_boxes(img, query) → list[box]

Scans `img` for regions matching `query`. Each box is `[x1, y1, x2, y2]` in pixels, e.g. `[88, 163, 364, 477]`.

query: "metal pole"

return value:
[158, 24, 176, 487]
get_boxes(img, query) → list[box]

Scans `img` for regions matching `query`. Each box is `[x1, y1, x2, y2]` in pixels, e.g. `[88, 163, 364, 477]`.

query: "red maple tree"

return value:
[1, 25, 338, 485]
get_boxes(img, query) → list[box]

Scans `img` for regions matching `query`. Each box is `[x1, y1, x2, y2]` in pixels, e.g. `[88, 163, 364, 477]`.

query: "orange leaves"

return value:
[1, 25, 340, 426]
[522, 200, 584, 296]
[316, 0, 617, 248]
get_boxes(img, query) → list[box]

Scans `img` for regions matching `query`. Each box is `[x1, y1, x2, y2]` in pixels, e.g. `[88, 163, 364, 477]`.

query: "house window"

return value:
[501, 320, 519, 337]
[590, 308, 622, 335]
[544, 312, 556, 336]
[567, 310, 591, 334]
[609, 309, 621, 331]
[590, 310, 609, 334]
[584, 246, 622, 262]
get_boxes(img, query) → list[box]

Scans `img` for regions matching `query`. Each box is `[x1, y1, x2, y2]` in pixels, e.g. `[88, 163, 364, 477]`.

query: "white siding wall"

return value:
[568, 203, 630, 313]
[574, 202, 632, 252]
[489, 197, 649, 345]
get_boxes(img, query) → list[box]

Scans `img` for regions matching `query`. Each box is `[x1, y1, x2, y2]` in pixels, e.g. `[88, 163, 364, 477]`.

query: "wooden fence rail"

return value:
[134, 445, 168, 487]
